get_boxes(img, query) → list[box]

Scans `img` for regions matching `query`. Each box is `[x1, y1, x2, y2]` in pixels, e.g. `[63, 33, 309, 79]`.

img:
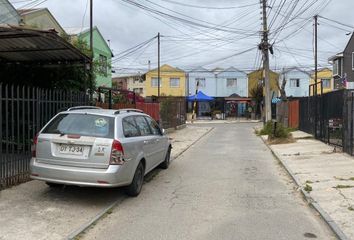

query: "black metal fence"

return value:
[157, 97, 186, 129]
[299, 89, 354, 154]
[0, 84, 90, 189]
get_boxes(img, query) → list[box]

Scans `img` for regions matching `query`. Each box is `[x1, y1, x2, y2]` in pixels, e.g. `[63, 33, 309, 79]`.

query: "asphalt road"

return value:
[82, 123, 336, 240]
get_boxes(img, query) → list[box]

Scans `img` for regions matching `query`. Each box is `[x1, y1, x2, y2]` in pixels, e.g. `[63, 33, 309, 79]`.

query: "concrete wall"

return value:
[282, 69, 310, 97]
[216, 68, 248, 97]
[0, 0, 20, 25]
[145, 64, 186, 96]
[20, 9, 65, 35]
[310, 68, 333, 95]
[344, 34, 354, 83]
[81, 28, 112, 88]
[248, 69, 279, 97]
[188, 67, 216, 97]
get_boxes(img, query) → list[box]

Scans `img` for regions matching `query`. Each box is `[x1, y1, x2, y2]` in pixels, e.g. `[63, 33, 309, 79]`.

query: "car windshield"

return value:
[42, 113, 115, 138]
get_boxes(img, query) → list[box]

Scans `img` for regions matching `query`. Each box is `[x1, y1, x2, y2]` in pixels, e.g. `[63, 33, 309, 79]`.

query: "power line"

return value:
[155, 0, 259, 10]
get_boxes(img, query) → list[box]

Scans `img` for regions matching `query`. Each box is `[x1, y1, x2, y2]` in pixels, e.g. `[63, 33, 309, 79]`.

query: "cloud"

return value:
[9, 0, 354, 74]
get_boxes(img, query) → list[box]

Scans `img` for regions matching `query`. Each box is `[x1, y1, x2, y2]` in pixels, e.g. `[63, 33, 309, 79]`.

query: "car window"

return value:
[42, 113, 114, 138]
[135, 116, 152, 136]
[145, 117, 162, 136]
[122, 116, 140, 138]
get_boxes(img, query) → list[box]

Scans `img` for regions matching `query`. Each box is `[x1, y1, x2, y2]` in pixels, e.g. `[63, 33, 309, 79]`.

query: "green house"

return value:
[65, 26, 113, 88]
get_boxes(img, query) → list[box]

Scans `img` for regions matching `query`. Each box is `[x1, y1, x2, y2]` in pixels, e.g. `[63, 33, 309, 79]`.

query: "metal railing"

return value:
[299, 89, 346, 149]
[0, 84, 90, 189]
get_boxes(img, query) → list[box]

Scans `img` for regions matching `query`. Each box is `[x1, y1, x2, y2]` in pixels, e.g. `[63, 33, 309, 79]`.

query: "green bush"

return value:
[259, 121, 291, 139]
[259, 121, 273, 135]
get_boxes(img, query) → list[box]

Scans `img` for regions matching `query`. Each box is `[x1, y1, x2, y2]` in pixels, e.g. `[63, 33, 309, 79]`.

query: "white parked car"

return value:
[30, 107, 171, 196]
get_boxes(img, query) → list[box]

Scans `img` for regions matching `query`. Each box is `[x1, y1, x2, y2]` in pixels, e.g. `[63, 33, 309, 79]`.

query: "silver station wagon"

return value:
[30, 106, 171, 196]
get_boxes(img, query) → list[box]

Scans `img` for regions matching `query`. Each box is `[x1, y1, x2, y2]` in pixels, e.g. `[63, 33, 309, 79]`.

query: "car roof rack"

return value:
[114, 108, 144, 114]
[67, 106, 102, 111]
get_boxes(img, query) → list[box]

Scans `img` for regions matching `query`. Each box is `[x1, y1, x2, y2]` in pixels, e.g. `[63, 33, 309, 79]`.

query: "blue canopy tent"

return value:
[187, 91, 214, 102]
[187, 91, 214, 119]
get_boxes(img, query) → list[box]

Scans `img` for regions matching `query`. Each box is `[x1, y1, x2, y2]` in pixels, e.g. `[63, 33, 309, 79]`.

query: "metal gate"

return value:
[0, 84, 90, 189]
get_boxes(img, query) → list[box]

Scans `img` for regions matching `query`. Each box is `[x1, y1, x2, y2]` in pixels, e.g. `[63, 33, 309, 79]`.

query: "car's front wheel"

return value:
[125, 161, 144, 197]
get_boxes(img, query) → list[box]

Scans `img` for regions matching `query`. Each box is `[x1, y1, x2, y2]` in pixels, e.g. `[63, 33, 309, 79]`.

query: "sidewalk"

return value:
[261, 131, 354, 240]
[186, 119, 261, 124]
[0, 125, 212, 240]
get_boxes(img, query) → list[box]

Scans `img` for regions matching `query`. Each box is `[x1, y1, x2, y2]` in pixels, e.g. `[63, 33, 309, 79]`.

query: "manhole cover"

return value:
[304, 232, 317, 238]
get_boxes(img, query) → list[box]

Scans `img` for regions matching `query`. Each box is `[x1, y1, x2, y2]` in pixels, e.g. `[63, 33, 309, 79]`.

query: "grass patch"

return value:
[334, 176, 354, 181]
[348, 206, 354, 211]
[305, 180, 314, 184]
[304, 184, 312, 193]
[333, 185, 354, 189]
[258, 121, 294, 139]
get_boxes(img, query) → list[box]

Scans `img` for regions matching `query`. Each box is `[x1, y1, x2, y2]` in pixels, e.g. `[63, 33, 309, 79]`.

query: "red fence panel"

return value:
[136, 102, 160, 121]
[96, 102, 160, 121]
[288, 100, 299, 129]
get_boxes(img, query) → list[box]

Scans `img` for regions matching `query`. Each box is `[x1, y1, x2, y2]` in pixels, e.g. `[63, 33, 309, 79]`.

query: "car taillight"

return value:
[31, 133, 39, 158]
[110, 140, 125, 165]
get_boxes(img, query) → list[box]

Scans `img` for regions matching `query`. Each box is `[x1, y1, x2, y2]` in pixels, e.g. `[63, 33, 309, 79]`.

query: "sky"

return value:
[9, 0, 354, 76]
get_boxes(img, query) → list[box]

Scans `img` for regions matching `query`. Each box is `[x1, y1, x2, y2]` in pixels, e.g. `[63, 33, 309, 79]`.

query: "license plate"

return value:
[58, 144, 84, 155]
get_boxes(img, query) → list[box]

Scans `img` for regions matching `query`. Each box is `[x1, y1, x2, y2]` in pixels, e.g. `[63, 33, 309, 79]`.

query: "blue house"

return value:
[188, 66, 248, 97]
[280, 67, 310, 97]
[216, 67, 248, 97]
[188, 67, 216, 96]
[187, 66, 250, 118]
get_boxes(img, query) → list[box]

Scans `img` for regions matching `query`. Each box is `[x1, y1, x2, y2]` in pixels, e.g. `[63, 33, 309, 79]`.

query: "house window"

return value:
[151, 77, 161, 87]
[170, 78, 180, 88]
[321, 78, 331, 88]
[195, 78, 206, 88]
[133, 88, 143, 94]
[134, 76, 144, 83]
[290, 78, 300, 87]
[226, 78, 237, 87]
[99, 54, 108, 77]
[333, 59, 339, 76]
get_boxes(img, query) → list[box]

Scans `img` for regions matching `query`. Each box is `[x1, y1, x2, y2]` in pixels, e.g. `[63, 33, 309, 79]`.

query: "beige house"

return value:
[17, 8, 65, 35]
[113, 74, 146, 97]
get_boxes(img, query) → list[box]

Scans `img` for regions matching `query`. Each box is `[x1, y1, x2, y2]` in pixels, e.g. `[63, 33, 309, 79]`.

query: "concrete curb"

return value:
[164, 124, 187, 134]
[67, 196, 126, 240]
[171, 127, 214, 161]
[67, 127, 214, 240]
[259, 134, 349, 240]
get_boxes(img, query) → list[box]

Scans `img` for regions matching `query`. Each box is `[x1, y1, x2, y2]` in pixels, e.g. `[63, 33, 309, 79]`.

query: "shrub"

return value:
[259, 121, 291, 139]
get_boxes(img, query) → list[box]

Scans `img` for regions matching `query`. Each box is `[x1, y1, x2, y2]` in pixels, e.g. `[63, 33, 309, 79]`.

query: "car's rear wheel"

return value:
[125, 161, 144, 197]
[46, 182, 63, 188]
[159, 146, 171, 169]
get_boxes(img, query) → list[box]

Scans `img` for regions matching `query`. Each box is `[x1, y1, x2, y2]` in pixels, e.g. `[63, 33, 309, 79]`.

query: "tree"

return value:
[278, 75, 287, 101]
[250, 84, 264, 118]
[276, 72, 288, 126]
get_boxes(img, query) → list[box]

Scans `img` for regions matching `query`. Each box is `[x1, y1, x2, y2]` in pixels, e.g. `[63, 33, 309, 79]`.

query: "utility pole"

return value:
[191, 80, 200, 123]
[89, 0, 93, 95]
[260, 0, 271, 122]
[314, 15, 318, 137]
[157, 32, 161, 97]
[314, 15, 318, 95]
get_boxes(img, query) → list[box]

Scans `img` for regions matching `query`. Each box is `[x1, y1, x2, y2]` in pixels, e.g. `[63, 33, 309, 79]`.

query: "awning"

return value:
[187, 91, 214, 102]
[272, 97, 282, 103]
[0, 25, 90, 63]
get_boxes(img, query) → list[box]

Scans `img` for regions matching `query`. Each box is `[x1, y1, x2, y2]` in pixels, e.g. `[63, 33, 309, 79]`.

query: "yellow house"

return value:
[309, 68, 333, 95]
[145, 64, 186, 97]
[248, 69, 279, 97]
